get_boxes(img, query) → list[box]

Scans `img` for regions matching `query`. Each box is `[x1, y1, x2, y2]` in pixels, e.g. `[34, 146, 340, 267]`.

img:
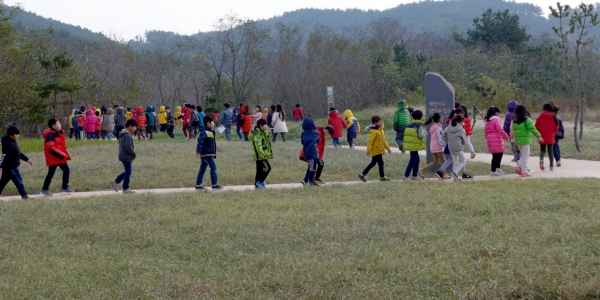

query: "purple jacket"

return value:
[503, 100, 518, 135]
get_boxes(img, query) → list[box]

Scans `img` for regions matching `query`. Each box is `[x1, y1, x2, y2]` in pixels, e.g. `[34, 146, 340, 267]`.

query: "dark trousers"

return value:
[540, 144, 555, 167]
[404, 151, 420, 178]
[491, 153, 503, 172]
[115, 126, 124, 137]
[69, 128, 74, 139]
[363, 154, 385, 177]
[304, 159, 317, 183]
[160, 124, 167, 132]
[182, 124, 189, 138]
[42, 164, 70, 190]
[273, 133, 286, 142]
[0, 168, 27, 197]
[347, 132, 357, 147]
[167, 125, 174, 138]
[315, 159, 324, 179]
[236, 127, 243, 140]
[115, 161, 133, 190]
[243, 132, 249, 141]
[255, 160, 271, 185]
[146, 125, 154, 139]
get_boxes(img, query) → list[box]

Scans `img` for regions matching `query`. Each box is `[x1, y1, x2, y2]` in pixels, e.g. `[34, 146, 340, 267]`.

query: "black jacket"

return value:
[0, 135, 29, 170]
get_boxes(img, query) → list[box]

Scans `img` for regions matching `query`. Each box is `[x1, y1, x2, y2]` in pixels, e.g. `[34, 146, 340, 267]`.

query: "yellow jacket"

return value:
[69, 109, 76, 129]
[343, 110, 360, 134]
[366, 126, 390, 156]
[174, 106, 182, 125]
[158, 106, 167, 124]
[126, 111, 132, 121]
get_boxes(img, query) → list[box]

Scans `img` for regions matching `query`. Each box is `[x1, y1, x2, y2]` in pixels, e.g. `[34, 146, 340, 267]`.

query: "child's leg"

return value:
[452, 151, 466, 175]
[518, 145, 530, 172]
[547, 144, 555, 167]
[122, 162, 133, 190]
[376, 155, 385, 177]
[42, 165, 58, 191]
[315, 159, 324, 180]
[58, 164, 70, 190]
[224, 124, 231, 141]
[347, 132, 356, 147]
[466, 136, 475, 154]
[9, 168, 28, 198]
[539, 144, 547, 163]
[272, 133, 278, 142]
[422, 152, 441, 173]
[236, 127, 243, 141]
[196, 158, 209, 187]
[404, 151, 418, 178]
[207, 157, 218, 186]
[69, 128, 73, 139]
[0, 169, 13, 194]
[304, 159, 317, 183]
[167, 125, 174, 138]
[554, 140, 561, 163]
[411, 151, 420, 177]
[182, 124, 189, 138]
[333, 138, 339, 147]
[243, 132, 249, 141]
[491, 153, 503, 172]
[281, 133, 286, 142]
[440, 153, 453, 172]
[362, 155, 379, 176]
[146, 125, 153, 139]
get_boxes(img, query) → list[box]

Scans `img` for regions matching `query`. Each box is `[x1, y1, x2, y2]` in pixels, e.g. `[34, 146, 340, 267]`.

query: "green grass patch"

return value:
[1, 179, 599, 298]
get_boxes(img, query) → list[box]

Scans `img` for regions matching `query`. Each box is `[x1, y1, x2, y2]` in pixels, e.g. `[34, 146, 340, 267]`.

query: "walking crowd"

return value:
[0, 98, 565, 199]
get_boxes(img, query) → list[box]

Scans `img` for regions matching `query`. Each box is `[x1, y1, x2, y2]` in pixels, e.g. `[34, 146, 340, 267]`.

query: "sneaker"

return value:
[443, 174, 452, 179]
[550, 166, 554, 171]
[40, 190, 53, 197]
[451, 172, 462, 181]
[195, 185, 205, 190]
[496, 169, 505, 175]
[490, 171, 501, 176]
[122, 189, 136, 194]
[211, 185, 223, 190]
[435, 170, 444, 180]
[308, 182, 320, 187]
[110, 180, 119, 192]
[380, 176, 390, 181]
[471, 152, 476, 159]
[515, 167, 522, 175]
[539, 160, 545, 171]
[300, 180, 309, 187]
[22, 196, 32, 200]
[60, 187, 74, 193]
[521, 173, 532, 177]
[314, 178, 325, 185]
[260, 182, 267, 189]
[417, 168, 425, 179]
[358, 174, 367, 182]
[410, 176, 423, 181]
[462, 174, 473, 179]
[511, 158, 517, 162]
[557, 161, 562, 167]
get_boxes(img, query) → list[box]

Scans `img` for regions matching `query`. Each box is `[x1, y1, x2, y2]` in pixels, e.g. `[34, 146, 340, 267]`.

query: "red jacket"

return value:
[293, 107, 303, 120]
[299, 126, 326, 160]
[134, 106, 146, 127]
[463, 117, 473, 136]
[535, 110, 559, 145]
[327, 111, 346, 138]
[43, 128, 71, 166]
[242, 105, 253, 133]
[183, 107, 190, 125]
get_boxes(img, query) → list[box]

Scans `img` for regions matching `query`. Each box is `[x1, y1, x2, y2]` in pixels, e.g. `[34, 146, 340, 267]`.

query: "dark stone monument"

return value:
[425, 72, 455, 167]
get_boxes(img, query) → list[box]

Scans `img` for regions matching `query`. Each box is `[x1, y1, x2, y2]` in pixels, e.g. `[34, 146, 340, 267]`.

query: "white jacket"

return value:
[271, 112, 288, 133]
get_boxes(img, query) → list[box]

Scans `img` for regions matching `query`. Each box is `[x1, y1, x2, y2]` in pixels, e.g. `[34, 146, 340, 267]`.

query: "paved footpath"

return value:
[1, 146, 598, 202]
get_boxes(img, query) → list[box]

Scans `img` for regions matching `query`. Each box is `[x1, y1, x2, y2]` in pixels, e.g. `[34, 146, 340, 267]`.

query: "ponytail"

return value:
[451, 115, 464, 126]
[424, 113, 441, 126]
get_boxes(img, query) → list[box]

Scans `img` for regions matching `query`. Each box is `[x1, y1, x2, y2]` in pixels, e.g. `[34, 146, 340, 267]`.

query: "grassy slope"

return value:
[1, 180, 599, 298]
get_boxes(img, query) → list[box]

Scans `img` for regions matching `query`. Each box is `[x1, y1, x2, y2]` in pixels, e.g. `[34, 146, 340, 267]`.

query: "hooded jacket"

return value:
[403, 120, 426, 151]
[300, 118, 320, 160]
[134, 106, 146, 127]
[366, 125, 390, 156]
[68, 110, 76, 129]
[220, 108, 233, 126]
[125, 110, 133, 121]
[535, 110, 559, 145]
[102, 108, 115, 131]
[327, 110, 346, 138]
[393, 100, 411, 134]
[242, 105, 254, 133]
[95, 109, 102, 132]
[196, 126, 217, 157]
[115, 107, 126, 128]
[84, 109, 98, 133]
[158, 106, 167, 125]
[118, 129, 136, 162]
[299, 126, 327, 161]
[145, 106, 156, 127]
[76, 111, 85, 128]
[236, 105, 246, 128]
[174, 106, 183, 125]
[343, 110, 361, 134]
[442, 122, 467, 152]
[71, 109, 80, 129]
[503, 100, 518, 135]
[43, 128, 71, 166]
[262, 108, 269, 120]
[484, 116, 510, 154]
[429, 122, 445, 153]
[0, 135, 29, 170]
[250, 126, 273, 161]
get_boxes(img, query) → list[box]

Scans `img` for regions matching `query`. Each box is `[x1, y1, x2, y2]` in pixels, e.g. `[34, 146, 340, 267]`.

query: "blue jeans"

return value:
[236, 127, 243, 141]
[196, 156, 217, 186]
[405, 151, 420, 178]
[332, 138, 341, 147]
[115, 161, 133, 190]
[104, 130, 113, 140]
[554, 140, 561, 162]
[0, 168, 27, 197]
[224, 124, 232, 141]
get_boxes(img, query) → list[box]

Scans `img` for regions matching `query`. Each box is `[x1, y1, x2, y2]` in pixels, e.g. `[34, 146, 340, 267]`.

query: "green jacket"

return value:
[393, 100, 410, 133]
[512, 117, 541, 145]
[403, 120, 426, 151]
[250, 128, 273, 160]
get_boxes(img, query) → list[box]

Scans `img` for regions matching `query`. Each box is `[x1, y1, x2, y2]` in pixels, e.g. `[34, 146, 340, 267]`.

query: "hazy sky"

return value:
[5, 0, 580, 40]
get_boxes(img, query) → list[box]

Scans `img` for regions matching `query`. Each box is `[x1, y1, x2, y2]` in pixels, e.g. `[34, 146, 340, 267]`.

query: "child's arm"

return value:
[44, 133, 67, 159]
[417, 125, 426, 139]
[496, 120, 509, 140]
[526, 118, 543, 141]
[437, 129, 446, 147]
[366, 131, 375, 156]
[357, 122, 360, 135]
[196, 130, 206, 157]
[383, 131, 391, 153]
[442, 128, 448, 144]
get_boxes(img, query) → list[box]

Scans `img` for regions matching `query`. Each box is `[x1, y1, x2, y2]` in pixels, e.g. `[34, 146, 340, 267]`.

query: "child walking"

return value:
[0, 126, 32, 199]
[358, 115, 391, 182]
[504, 100, 520, 162]
[418, 113, 446, 180]
[550, 101, 564, 167]
[461, 105, 476, 158]
[403, 110, 426, 180]
[327, 107, 346, 147]
[512, 105, 543, 177]
[535, 103, 559, 171]
[393, 100, 410, 153]
[110, 119, 138, 194]
[250, 119, 273, 189]
[300, 118, 320, 186]
[40, 119, 74, 196]
[299, 125, 334, 185]
[442, 115, 467, 181]
[195, 116, 222, 190]
[343, 110, 360, 148]
[484, 106, 510, 176]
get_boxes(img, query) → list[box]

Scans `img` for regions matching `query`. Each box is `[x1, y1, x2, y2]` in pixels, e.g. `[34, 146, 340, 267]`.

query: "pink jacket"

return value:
[485, 116, 509, 153]
[83, 109, 98, 133]
[429, 123, 445, 153]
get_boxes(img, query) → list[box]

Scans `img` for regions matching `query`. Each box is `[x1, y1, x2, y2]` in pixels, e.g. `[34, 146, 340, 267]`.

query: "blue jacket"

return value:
[347, 119, 358, 133]
[300, 118, 320, 160]
[71, 109, 79, 129]
[145, 106, 156, 126]
[196, 126, 216, 157]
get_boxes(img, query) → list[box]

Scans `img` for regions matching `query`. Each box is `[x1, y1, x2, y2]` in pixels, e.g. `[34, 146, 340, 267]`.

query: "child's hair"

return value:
[451, 114, 464, 126]
[324, 125, 334, 135]
[255, 105, 261, 112]
[484, 106, 501, 122]
[460, 105, 469, 118]
[48, 118, 58, 128]
[95, 111, 100, 116]
[424, 113, 442, 126]
[257, 119, 268, 127]
[407, 107, 414, 114]
[203, 115, 214, 125]
[411, 110, 423, 120]
[542, 103, 559, 125]
[549, 100, 560, 114]
[371, 115, 382, 124]
[165, 106, 170, 110]
[7, 125, 20, 136]
[329, 107, 336, 112]
[271, 104, 276, 110]
[276, 104, 286, 121]
[512, 104, 528, 124]
[296, 104, 300, 107]
[455, 102, 461, 109]
[197, 105, 203, 112]
[127, 107, 131, 111]
[125, 119, 138, 127]
[224, 103, 230, 108]
[448, 108, 461, 120]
